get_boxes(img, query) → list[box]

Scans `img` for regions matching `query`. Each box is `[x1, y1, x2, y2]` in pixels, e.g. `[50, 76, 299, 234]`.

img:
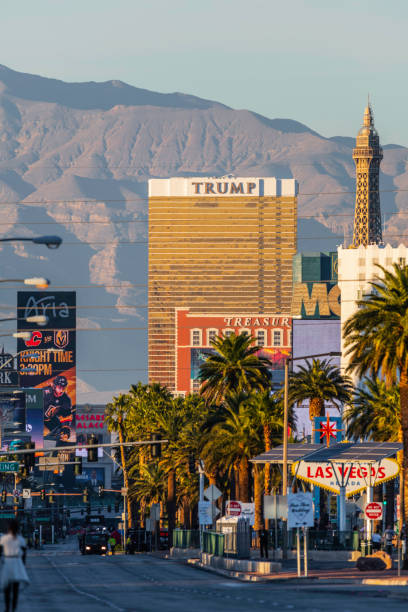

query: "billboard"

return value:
[0, 391, 26, 449]
[25, 388, 44, 450]
[17, 292, 76, 449]
[291, 252, 340, 319]
[292, 319, 341, 437]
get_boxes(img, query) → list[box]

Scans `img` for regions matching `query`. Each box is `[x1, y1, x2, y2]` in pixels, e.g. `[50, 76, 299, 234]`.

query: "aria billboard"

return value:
[17, 292, 76, 449]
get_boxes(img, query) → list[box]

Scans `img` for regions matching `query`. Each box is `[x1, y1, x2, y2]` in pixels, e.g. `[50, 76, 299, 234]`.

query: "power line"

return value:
[0, 185, 407, 207]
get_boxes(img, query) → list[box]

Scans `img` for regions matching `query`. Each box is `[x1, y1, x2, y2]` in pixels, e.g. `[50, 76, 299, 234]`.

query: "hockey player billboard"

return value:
[17, 292, 76, 449]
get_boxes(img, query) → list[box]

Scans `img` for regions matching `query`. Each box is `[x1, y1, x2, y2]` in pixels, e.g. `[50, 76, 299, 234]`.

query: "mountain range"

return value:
[0, 64, 407, 401]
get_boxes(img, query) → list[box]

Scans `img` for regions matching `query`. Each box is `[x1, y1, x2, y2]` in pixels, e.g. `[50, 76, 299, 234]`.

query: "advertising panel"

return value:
[0, 348, 18, 387]
[25, 388, 44, 450]
[292, 319, 341, 436]
[291, 252, 340, 319]
[0, 392, 26, 449]
[17, 292, 76, 450]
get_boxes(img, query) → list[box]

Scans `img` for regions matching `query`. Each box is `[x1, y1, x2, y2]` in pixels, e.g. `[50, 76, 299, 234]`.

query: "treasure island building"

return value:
[148, 176, 298, 391]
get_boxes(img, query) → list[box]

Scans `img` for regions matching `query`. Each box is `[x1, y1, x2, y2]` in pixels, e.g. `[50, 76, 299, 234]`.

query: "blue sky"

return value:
[2, 0, 408, 144]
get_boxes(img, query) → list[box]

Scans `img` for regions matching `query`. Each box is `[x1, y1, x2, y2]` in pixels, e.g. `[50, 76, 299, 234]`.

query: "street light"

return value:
[0, 278, 50, 288]
[0, 315, 48, 326]
[0, 332, 32, 340]
[0, 236, 62, 249]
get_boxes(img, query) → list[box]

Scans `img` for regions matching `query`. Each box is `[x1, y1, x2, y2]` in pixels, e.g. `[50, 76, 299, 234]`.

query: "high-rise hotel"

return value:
[148, 176, 298, 391]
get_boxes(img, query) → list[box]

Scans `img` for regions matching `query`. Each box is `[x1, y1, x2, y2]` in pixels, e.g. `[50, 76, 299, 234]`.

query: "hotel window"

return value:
[399, 257, 406, 266]
[207, 329, 218, 346]
[192, 379, 201, 393]
[256, 329, 266, 347]
[273, 329, 282, 347]
[191, 329, 202, 346]
[223, 328, 234, 338]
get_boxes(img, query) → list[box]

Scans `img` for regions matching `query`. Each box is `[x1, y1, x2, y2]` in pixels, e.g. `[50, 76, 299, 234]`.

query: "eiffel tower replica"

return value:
[352, 102, 383, 246]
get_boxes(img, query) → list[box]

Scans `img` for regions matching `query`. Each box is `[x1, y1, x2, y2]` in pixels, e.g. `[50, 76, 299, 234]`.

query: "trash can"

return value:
[352, 531, 359, 551]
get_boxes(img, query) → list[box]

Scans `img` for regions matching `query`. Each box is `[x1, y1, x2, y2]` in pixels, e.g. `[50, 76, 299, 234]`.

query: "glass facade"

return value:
[148, 177, 297, 390]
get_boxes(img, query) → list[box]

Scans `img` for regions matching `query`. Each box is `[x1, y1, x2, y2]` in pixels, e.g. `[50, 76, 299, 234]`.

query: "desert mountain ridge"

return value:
[0, 64, 407, 400]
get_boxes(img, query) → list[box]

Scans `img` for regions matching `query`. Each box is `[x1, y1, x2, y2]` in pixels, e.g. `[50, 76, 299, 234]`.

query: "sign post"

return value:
[288, 493, 314, 577]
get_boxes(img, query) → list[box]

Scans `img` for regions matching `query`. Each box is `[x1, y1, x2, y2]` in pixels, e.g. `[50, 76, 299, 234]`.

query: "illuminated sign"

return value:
[17, 291, 76, 449]
[293, 458, 399, 496]
[292, 283, 340, 318]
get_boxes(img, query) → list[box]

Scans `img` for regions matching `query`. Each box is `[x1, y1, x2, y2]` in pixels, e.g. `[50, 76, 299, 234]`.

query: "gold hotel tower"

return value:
[148, 176, 298, 390]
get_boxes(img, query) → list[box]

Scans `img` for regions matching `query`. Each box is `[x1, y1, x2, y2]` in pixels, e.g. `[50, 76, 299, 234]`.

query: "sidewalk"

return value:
[186, 553, 408, 585]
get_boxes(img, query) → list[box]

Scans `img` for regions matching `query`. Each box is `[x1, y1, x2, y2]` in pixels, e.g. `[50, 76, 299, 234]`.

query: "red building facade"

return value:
[175, 308, 292, 394]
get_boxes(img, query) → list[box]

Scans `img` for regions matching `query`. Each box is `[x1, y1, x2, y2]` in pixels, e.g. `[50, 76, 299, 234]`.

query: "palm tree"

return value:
[131, 463, 167, 522]
[246, 390, 290, 495]
[288, 358, 352, 423]
[345, 376, 400, 528]
[105, 394, 133, 526]
[343, 263, 408, 532]
[344, 377, 401, 442]
[198, 333, 271, 405]
[203, 392, 263, 502]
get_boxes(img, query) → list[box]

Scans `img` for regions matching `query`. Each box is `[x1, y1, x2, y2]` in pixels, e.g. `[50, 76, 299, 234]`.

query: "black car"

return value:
[79, 532, 108, 555]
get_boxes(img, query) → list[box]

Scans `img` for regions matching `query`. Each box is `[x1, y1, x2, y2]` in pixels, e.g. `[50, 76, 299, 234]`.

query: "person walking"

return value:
[0, 520, 29, 612]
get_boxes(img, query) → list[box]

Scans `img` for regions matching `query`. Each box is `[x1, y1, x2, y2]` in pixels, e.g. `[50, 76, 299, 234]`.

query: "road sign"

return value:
[0, 462, 19, 473]
[22, 489, 31, 499]
[198, 501, 212, 525]
[38, 456, 59, 471]
[13, 489, 20, 498]
[288, 493, 314, 528]
[264, 495, 288, 520]
[204, 485, 222, 501]
[365, 502, 383, 520]
[226, 500, 242, 516]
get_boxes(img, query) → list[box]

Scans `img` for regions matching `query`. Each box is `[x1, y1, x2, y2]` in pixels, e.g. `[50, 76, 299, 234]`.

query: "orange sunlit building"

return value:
[148, 176, 298, 391]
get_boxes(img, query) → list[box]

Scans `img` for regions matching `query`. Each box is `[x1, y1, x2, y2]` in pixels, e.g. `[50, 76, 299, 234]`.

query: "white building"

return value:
[338, 243, 408, 378]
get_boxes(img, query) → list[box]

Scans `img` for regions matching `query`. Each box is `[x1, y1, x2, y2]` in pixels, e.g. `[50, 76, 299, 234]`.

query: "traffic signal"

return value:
[83, 488, 89, 504]
[87, 434, 98, 462]
[20, 466, 29, 479]
[107, 505, 111, 513]
[40, 488, 46, 501]
[188, 454, 195, 474]
[98, 485, 103, 497]
[48, 490, 54, 504]
[114, 502, 120, 513]
[66, 509, 70, 518]
[13, 495, 19, 506]
[81, 509, 84, 516]
[74, 456, 83, 476]
[151, 433, 161, 458]
[23, 441, 35, 469]
[1, 490, 6, 503]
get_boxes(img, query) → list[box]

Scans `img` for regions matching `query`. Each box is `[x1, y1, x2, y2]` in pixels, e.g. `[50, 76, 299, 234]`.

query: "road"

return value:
[15, 546, 408, 612]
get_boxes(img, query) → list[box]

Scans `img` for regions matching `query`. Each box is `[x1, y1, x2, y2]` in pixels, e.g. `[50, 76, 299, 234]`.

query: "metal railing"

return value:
[173, 529, 200, 549]
[202, 530, 224, 556]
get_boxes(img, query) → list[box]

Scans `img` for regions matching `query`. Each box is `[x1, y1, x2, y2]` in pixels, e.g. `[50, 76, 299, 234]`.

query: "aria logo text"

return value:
[24, 296, 70, 320]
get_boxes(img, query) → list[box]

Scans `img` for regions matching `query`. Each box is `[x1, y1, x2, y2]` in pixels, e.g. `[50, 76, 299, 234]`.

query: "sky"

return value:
[2, 0, 408, 144]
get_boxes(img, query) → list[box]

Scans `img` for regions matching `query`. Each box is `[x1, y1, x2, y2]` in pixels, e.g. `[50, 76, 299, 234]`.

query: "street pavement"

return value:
[13, 540, 408, 611]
